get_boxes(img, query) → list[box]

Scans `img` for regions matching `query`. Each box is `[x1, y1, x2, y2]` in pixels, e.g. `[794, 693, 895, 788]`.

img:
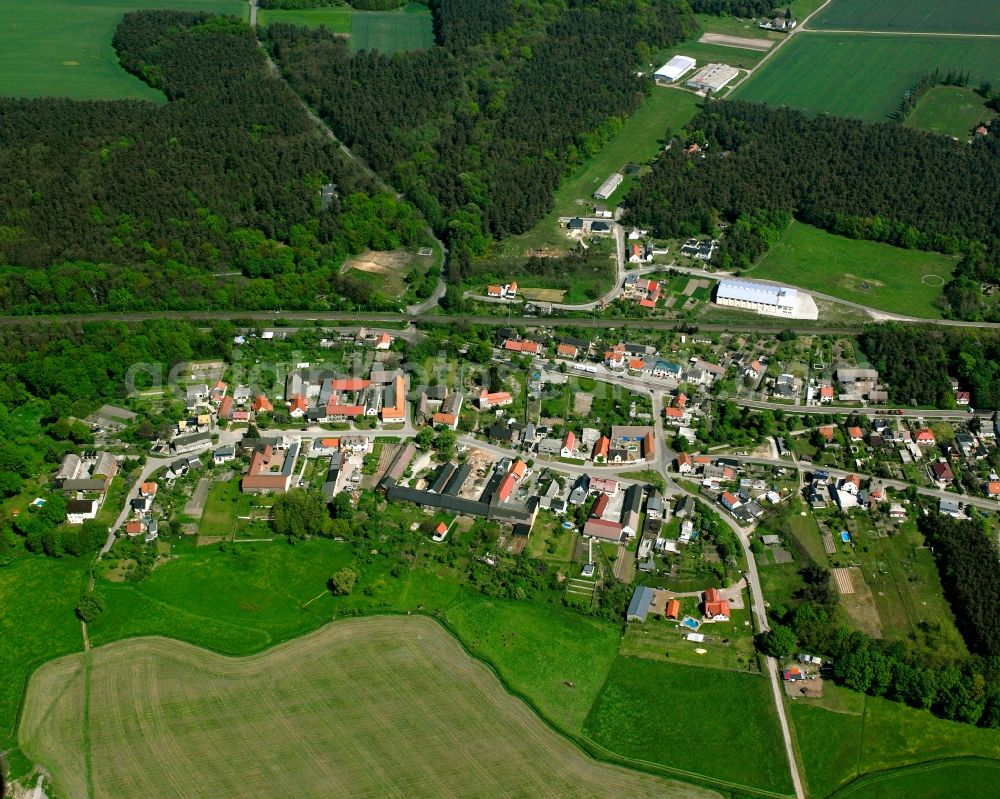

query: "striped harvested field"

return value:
[20, 616, 717, 799]
[833, 567, 855, 594]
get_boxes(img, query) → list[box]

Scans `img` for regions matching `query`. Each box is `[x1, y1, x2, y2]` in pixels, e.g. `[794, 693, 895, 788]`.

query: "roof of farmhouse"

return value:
[716, 279, 797, 308]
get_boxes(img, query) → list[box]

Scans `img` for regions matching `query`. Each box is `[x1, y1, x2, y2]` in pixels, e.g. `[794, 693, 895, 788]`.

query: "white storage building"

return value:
[654, 55, 696, 84]
[594, 171, 624, 200]
[715, 279, 797, 316]
[686, 63, 740, 93]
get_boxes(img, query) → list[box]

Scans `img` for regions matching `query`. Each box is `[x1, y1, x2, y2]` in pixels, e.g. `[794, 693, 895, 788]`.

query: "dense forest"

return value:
[265, 0, 696, 280]
[0, 11, 431, 315]
[919, 513, 1000, 659]
[623, 101, 1000, 319]
[858, 324, 1000, 410]
[689, 0, 785, 16]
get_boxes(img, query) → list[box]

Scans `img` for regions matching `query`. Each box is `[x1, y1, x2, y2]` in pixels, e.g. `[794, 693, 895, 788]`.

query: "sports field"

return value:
[905, 85, 993, 140]
[583, 657, 793, 795]
[811, 0, 1000, 34]
[750, 221, 958, 318]
[0, 0, 246, 101]
[791, 684, 1000, 798]
[258, 2, 433, 54]
[733, 33, 1000, 121]
[20, 617, 716, 799]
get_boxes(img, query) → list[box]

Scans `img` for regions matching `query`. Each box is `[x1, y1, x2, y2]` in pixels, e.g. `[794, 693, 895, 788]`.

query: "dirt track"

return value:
[698, 32, 774, 51]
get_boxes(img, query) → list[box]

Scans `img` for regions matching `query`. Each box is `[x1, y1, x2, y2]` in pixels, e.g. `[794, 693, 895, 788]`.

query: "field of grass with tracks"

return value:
[733, 33, 1000, 122]
[21, 617, 715, 799]
[810, 0, 1000, 34]
[791, 684, 1000, 798]
[749, 221, 958, 318]
[258, 2, 433, 54]
[0, 0, 246, 100]
[905, 85, 994, 140]
[584, 657, 793, 795]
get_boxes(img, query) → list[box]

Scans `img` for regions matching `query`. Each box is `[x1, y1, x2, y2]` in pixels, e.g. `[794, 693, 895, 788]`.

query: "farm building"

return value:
[626, 586, 657, 622]
[654, 55, 696, 84]
[714, 278, 817, 319]
[594, 172, 624, 200]
[686, 63, 740, 93]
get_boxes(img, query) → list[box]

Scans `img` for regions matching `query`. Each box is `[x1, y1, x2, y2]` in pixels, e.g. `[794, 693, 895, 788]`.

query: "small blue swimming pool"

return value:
[841, 531, 851, 543]
[681, 616, 700, 630]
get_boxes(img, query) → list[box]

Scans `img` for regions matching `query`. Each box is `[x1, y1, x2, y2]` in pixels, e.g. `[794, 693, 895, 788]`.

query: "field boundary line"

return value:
[825, 755, 1000, 798]
[806, 29, 1000, 39]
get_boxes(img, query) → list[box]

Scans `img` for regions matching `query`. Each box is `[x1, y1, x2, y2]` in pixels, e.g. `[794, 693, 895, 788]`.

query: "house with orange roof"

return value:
[432, 521, 450, 542]
[374, 332, 392, 350]
[497, 473, 517, 503]
[847, 426, 864, 442]
[487, 285, 503, 297]
[218, 396, 233, 421]
[252, 394, 273, 414]
[431, 411, 458, 429]
[582, 518, 623, 541]
[915, 429, 936, 445]
[591, 492, 610, 519]
[593, 435, 610, 463]
[556, 343, 579, 359]
[675, 392, 687, 408]
[604, 345, 626, 369]
[987, 480, 1000, 497]
[561, 430, 577, 458]
[665, 599, 681, 620]
[504, 339, 542, 355]
[209, 380, 227, 403]
[676, 452, 694, 473]
[664, 406, 685, 422]
[509, 459, 527, 481]
[819, 385, 834, 403]
[628, 357, 645, 371]
[479, 389, 513, 410]
[380, 373, 406, 422]
[124, 520, 144, 537]
[241, 443, 299, 494]
[287, 394, 308, 418]
[703, 587, 731, 621]
[817, 425, 835, 442]
[139, 482, 157, 498]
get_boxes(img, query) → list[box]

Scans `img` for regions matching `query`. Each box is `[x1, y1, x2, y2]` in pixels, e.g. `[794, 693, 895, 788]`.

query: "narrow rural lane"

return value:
[103, 456, 172, 553]
[674, 480, 806, 799]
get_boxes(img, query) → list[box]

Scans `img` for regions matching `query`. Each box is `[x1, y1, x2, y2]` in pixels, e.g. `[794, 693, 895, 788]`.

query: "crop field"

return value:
[21, 617, 715, 799]
[750, 221, 958, 318]
[584, 657, 793, 794]
[905, 85, 993, 140]
[0, 0, 246, 101]
[733, 33, 1000, 122]
[661, 41, 764, 71]
[259, 2, 433, 54]
[791, 683, 1000, 798]
[810, 0, 1000, 35]
[830, 760, 1000, 799]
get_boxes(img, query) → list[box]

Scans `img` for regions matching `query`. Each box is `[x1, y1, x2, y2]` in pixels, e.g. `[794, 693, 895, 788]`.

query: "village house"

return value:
[703, 587, 730, 621]
[478, 389, 513, 411]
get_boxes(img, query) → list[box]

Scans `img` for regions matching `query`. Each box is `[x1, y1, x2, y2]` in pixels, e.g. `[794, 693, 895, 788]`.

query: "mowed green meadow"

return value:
[811, 0, 1000, 35]
[750, 221, 958, 318]
[583, 658, 794, 794]
[734, 33, 1000, 121]
[791, 684, 1000, 799]
[258, 2, 433, 54]
[905, 85, 994, 140]
[0, 0, 246, 100]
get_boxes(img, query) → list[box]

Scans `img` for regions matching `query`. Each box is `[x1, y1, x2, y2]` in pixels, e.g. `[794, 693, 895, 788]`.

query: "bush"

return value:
[76, 592, 105, 623]
[329, 567, 358, 596]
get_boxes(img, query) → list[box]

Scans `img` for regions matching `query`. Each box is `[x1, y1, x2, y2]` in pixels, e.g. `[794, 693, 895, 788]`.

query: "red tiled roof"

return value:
[563, 430, 576, 450]
[665, 599, 681, 619]
[593, 436, 610, 460]
[988, 481, 1000, 496]
[252, 395, 273, 413]
[140, 482, 157, 496]
[331, 378, 369, 392]
[497, 473, 516, 503]
[557, 343, 578, 357]
[218, 396, 233, 419]
[591, 493, 610, 519]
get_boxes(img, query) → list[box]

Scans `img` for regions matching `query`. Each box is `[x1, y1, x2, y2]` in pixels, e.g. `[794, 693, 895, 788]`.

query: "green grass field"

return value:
[750, 221, 958, 318]
[811, 0, 1000, 34]
[0, 0, 246, 100]
[584, 657, 793, 795]
[21, 617, 715, 799]
[791, 684, 1000, 798]
[830, 760, 1000, 799]
[257, 5, 351, 32]
[0, 557, 88, 776]
[492, 88, 701, 259]
[905, 85, 993, 140]
[733, 33, 1000, 122]
[258, 2, 433, 54]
